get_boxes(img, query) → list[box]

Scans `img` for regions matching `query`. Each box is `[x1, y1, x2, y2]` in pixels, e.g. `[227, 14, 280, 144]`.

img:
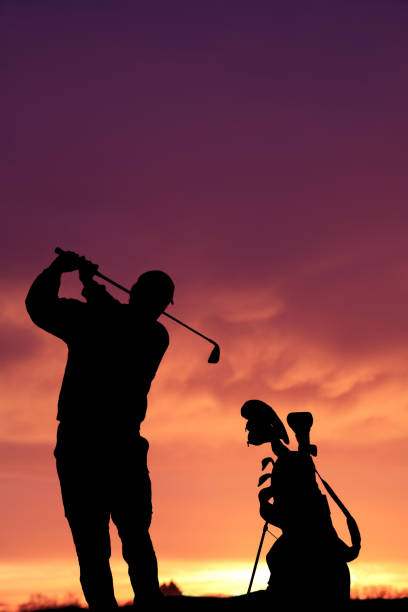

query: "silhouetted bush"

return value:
[160, 581, 183, 596]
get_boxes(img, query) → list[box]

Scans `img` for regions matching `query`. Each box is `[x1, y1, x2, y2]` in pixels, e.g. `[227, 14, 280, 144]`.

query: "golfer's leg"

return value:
[112, 483, 161, 600]
[55, 434, 118, 609]
[111, 440, 161, 601]
[115, 518, 160, 598]
[67, 512, 118, 609]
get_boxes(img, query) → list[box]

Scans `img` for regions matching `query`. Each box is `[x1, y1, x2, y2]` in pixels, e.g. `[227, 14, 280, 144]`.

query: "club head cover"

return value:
[287, 412, 317, 456]
[241, 400, 290, 446]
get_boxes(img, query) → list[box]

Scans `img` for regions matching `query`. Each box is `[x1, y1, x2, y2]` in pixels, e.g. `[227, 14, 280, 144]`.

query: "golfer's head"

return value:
[129, 270, 174, 319]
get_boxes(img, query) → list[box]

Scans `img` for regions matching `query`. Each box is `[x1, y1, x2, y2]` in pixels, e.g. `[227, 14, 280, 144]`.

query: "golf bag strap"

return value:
[315, 468, 351, 519]
[315, 468, 361, 553]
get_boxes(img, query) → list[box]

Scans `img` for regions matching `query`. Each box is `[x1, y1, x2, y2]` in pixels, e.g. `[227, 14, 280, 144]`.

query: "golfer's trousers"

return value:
[54, 423, 159, 608]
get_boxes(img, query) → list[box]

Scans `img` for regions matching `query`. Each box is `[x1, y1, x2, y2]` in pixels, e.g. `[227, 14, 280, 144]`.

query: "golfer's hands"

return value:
[78, 258, 99, 285]
[51, 251, 98, 282]
[51, 250, 83, 272]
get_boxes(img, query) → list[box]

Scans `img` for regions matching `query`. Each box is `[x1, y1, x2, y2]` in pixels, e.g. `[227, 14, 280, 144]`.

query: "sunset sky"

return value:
[2, 0, 408, 607]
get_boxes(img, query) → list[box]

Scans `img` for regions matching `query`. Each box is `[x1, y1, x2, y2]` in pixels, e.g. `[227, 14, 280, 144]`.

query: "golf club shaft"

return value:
[94, 273, 218, 348]
[54, 248, 218, 349]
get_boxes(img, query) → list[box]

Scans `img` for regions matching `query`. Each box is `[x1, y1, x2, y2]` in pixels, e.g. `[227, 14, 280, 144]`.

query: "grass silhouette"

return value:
[14, 593, 408, 612]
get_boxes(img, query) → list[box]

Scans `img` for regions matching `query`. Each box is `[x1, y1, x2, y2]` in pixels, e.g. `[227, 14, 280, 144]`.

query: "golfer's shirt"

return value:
[26, 266, 169, 429]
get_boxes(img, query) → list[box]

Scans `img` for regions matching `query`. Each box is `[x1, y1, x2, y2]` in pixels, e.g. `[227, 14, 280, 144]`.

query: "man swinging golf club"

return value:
[25, 250, 175, 609]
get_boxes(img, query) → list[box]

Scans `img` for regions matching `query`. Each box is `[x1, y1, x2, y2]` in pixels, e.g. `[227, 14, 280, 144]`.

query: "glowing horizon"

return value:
[2, 557, 408, 610]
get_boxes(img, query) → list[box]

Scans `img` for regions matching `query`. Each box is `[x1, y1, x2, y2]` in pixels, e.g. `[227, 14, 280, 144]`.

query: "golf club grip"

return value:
[54, 248, 131, 293]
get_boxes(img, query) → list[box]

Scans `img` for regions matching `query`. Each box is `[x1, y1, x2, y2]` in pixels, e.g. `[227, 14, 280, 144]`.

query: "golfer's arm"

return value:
[81, 279, 120, 306]
[25, 265, 71, 333]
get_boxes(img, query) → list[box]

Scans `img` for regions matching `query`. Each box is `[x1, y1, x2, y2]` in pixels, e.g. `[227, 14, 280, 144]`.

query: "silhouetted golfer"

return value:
[26, 250, 174, 609]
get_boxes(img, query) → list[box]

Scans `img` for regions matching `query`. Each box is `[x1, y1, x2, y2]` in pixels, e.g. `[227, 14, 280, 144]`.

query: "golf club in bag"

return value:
[54, 248, 220, 363]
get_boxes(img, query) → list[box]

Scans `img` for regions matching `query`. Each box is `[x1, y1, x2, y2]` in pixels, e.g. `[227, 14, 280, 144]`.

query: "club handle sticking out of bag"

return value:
[54, 248, 220, 363]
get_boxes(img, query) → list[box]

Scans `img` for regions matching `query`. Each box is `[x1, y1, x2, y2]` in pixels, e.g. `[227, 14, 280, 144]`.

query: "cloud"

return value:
[0, 440, 54, 479]
[0, 321, 42, 369]
[0, 286, 46, 369]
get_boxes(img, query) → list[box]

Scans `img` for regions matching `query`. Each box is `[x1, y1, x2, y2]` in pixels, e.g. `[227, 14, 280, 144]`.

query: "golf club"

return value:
[54, 248, 220, 363]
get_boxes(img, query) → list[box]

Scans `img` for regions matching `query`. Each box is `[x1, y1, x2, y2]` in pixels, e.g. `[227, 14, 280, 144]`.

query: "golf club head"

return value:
[208, 343, 220, 364]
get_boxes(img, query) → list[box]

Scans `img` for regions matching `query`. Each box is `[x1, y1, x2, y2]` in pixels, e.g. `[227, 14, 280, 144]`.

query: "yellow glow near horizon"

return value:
[1, 558, 408, 610]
